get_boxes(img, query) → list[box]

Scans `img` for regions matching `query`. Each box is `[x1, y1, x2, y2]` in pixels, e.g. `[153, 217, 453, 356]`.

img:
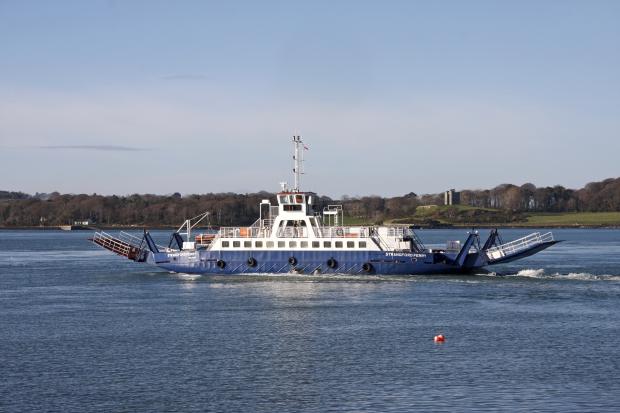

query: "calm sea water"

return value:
[1, 228, 619, 412]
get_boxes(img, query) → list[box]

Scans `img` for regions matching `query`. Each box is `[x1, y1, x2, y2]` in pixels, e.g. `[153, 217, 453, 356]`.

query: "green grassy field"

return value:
[344, 204, 620, 227]
[385, 208, 620, 227]
[524, 211, 620, 226]
[342, 216, 372, 226]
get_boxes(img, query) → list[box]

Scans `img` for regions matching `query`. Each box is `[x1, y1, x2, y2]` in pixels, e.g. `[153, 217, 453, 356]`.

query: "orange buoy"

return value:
[433, 334, 446, 343]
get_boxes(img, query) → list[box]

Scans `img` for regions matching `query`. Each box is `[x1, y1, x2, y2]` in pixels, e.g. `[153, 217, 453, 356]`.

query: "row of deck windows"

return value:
[221, 240, 368, 249]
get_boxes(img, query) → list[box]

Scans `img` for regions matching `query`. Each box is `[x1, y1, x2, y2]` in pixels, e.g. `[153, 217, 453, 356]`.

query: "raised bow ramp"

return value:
[91, 231, 152, 262]
[484, 232, 558, 264]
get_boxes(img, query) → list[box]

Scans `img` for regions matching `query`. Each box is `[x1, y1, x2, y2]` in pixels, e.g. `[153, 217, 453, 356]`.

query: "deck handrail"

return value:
[217, 225, 374, 238]
[214, 224, 423, 241]
[485, 232, 554, 257]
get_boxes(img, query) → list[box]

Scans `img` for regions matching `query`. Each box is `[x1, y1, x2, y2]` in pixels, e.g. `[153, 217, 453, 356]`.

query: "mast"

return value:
[292, 135, 304, 192]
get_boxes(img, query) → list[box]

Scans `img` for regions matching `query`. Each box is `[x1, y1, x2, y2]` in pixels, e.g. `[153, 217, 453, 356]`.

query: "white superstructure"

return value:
[199, 136, 416, 253]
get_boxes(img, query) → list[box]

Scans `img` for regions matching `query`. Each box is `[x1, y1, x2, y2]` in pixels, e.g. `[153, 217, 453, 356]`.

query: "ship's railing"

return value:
[321, 226, 371, 238]
[117, 231, 145, 247]
[219, 226, 262, 238]
[262, 219, 276, 228]
[485, 232, 554, 258]
[371, 233, 389, 251]
[91, 230, 165, 259]
[92, 231, 134, 257]
[276, 227, 309, 238]
[409, 230, 426, 252]
[384, 226, 416, 238]
[216, 224, 422, 242]
[130, 231, 181, 252]
[118, 231, 173, 251]
[246, 218, 276, 233]
[272, 226, 372, 238]
[371, 226, 425, 252]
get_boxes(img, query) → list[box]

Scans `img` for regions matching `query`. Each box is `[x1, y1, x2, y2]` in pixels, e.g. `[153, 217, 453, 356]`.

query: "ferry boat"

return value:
[91, 136, 559, 275]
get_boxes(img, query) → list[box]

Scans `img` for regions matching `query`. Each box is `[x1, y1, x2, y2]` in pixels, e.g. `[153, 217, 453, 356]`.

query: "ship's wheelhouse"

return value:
[271, 192, 321, 239]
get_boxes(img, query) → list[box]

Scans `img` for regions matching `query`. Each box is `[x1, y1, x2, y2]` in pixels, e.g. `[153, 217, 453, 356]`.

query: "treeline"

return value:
[460, 178, 620, 212]
[0, 190, 30, 200]
[0, 192, 278, 227]
[338, 178, 620, 220]
[1, 177, 619, 227]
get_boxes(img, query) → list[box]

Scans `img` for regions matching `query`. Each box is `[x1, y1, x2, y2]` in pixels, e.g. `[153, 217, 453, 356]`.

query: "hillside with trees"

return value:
[1, 178, 620, 228]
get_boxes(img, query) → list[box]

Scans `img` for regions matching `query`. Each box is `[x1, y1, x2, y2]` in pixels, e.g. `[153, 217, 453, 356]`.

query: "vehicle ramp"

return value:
[91, 231, 151, 262]
[484, 232, 558, 264]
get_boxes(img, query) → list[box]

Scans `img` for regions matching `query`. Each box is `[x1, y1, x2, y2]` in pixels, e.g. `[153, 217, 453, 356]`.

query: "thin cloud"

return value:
[40, 145, 147, 152]
[161, 74, 208, 81]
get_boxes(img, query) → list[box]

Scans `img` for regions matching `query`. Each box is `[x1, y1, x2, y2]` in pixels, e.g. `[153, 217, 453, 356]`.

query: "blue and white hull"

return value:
[152, 250, 478, 275]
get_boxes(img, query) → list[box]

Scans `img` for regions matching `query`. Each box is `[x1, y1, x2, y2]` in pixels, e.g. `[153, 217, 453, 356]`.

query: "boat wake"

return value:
[169, 272, 419, 283]
[174, 273, 202, 281]
[502, 268, 620, 281]
[164, 269, 620, 283]
[244, 272, 412, 282]
[515, 268, 546, 278]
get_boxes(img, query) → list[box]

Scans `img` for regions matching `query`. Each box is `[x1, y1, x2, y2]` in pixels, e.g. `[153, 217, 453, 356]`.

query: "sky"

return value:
[1, 0, 619, 198]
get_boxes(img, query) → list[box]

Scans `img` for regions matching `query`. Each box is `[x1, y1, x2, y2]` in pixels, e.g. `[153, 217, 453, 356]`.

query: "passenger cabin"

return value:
[205, 189, 416, 253]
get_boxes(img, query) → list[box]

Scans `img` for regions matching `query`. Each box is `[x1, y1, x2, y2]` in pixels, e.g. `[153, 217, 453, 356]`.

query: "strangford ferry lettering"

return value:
[91, 135, 560, 275]
[385, 252, 426, 258]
